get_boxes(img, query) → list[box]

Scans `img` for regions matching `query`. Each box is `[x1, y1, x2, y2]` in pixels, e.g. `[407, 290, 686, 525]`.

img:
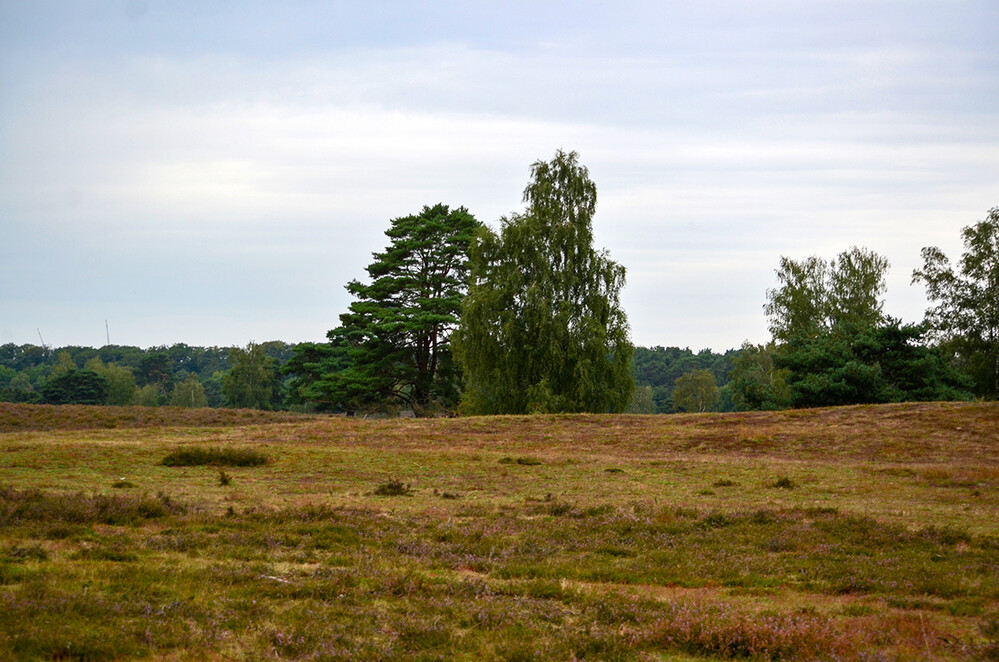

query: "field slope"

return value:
[1, 402, 997, 660]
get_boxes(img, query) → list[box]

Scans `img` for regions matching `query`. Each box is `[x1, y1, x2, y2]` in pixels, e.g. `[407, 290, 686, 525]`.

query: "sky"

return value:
[2, 1, 998, 352]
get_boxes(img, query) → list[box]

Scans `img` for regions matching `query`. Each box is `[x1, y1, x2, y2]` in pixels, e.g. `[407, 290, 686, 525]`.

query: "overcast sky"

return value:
[2, 1, 997, 352]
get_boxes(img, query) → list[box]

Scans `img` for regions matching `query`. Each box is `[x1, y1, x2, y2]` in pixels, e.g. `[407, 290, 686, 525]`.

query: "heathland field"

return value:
[1, 402, 997, 661]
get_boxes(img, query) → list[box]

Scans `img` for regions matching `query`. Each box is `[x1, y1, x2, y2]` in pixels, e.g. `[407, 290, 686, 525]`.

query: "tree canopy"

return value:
[728, 342, 791, 411]
[41, 369, 109, 405]
[672, 369, 719, 413]
[912, 207, 999, 398]
[765, 247, 889, 342]
[632, 346, 735, 413]
[170, 373, 208, 408]
[222, 343, 281, 410]
[291, 204, 481, 415]
[775, 319, 971, 407]
[454, 150, 634, 414]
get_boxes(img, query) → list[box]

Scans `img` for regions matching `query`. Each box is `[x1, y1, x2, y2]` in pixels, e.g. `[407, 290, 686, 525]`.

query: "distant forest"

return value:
[0, 341, 734, 414]
[3, 192, 993, 415]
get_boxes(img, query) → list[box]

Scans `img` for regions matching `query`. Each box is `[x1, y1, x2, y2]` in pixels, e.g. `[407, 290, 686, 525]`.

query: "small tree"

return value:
[133, 383, 162, 407]
[84, 358, 137, 406]
[624, 385, 656, 414]
[222, 343, 279, 410]
[672, 369, 719, 413]
[170, 374, 208, 408]
[729, 342, 792, 411]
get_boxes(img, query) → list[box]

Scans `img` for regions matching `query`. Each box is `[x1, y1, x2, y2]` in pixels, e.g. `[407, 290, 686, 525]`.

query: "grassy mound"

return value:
[0, 402, 309, 432]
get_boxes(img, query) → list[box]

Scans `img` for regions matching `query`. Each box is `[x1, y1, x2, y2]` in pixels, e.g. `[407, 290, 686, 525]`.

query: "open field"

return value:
[1, 401, 998, 660]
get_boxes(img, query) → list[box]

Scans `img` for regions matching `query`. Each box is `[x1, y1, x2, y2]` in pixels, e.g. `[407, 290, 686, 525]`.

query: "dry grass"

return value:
[1, 401, 997, 660]
[0, 402, 304, 433]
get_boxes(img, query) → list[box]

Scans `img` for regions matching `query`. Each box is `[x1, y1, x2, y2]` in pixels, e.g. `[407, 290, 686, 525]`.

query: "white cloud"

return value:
[2, 3, 998, 350]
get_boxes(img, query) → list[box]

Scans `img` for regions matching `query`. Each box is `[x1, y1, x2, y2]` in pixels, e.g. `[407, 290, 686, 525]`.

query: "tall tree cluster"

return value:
[286, 151, 635, 416]
[764, 247, 889, 342]
[757, 243, 972, 408]
[0, 341, 292, 409]
[913, 207, 999, 398]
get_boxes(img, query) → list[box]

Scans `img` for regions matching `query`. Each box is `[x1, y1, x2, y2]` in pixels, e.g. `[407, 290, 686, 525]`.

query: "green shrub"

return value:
[160, 447, 269, 467]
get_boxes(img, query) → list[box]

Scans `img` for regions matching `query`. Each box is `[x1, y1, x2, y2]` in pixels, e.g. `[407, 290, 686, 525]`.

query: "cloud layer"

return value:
[2, 2, 998, 349]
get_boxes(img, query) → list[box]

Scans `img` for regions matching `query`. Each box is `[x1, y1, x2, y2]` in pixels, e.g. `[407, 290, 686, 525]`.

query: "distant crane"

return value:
[37, 329, 51, 357]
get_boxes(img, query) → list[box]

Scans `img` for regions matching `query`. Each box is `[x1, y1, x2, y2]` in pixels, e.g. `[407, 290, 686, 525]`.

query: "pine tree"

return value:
[305, 204, 480, 415]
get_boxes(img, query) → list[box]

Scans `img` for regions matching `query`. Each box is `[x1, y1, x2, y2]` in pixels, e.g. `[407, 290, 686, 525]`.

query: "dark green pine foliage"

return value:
[776, 319, 972, 408]
[281, 340, 350, 411]
[41, 369, 110, 405]
[454, 150, 634, 414]
[317, 204, 481, 415]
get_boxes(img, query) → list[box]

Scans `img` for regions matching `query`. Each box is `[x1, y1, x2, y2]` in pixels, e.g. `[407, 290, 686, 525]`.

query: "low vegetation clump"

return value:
[373, 479, 413, 496]
[160, 446, 269, 467]
[0, 486, 184, 527]
[498, 455, 543, 466]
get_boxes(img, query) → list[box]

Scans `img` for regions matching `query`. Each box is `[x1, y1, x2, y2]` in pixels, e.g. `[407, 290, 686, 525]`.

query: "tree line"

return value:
[0, 339, 740, 414]
[282, 149, 995, 415]
[4, 148, 995, 414]
[0, 342, 295, 410]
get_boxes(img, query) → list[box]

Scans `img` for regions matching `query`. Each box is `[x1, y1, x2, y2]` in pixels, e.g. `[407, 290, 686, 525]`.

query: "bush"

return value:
[41, 370, 109, 405]
[373, 479, 412, 496]
[498, 456, 542, 466]
[160, 447, 269, 467]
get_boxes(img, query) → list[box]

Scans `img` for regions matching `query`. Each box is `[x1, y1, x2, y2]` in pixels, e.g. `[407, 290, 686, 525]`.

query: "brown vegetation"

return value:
[0, 401, 997, 660]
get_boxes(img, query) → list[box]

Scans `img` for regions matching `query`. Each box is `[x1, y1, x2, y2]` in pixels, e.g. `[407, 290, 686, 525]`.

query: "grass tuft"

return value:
[373, 479, 413, 496]
[499, 456, 543, 466]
